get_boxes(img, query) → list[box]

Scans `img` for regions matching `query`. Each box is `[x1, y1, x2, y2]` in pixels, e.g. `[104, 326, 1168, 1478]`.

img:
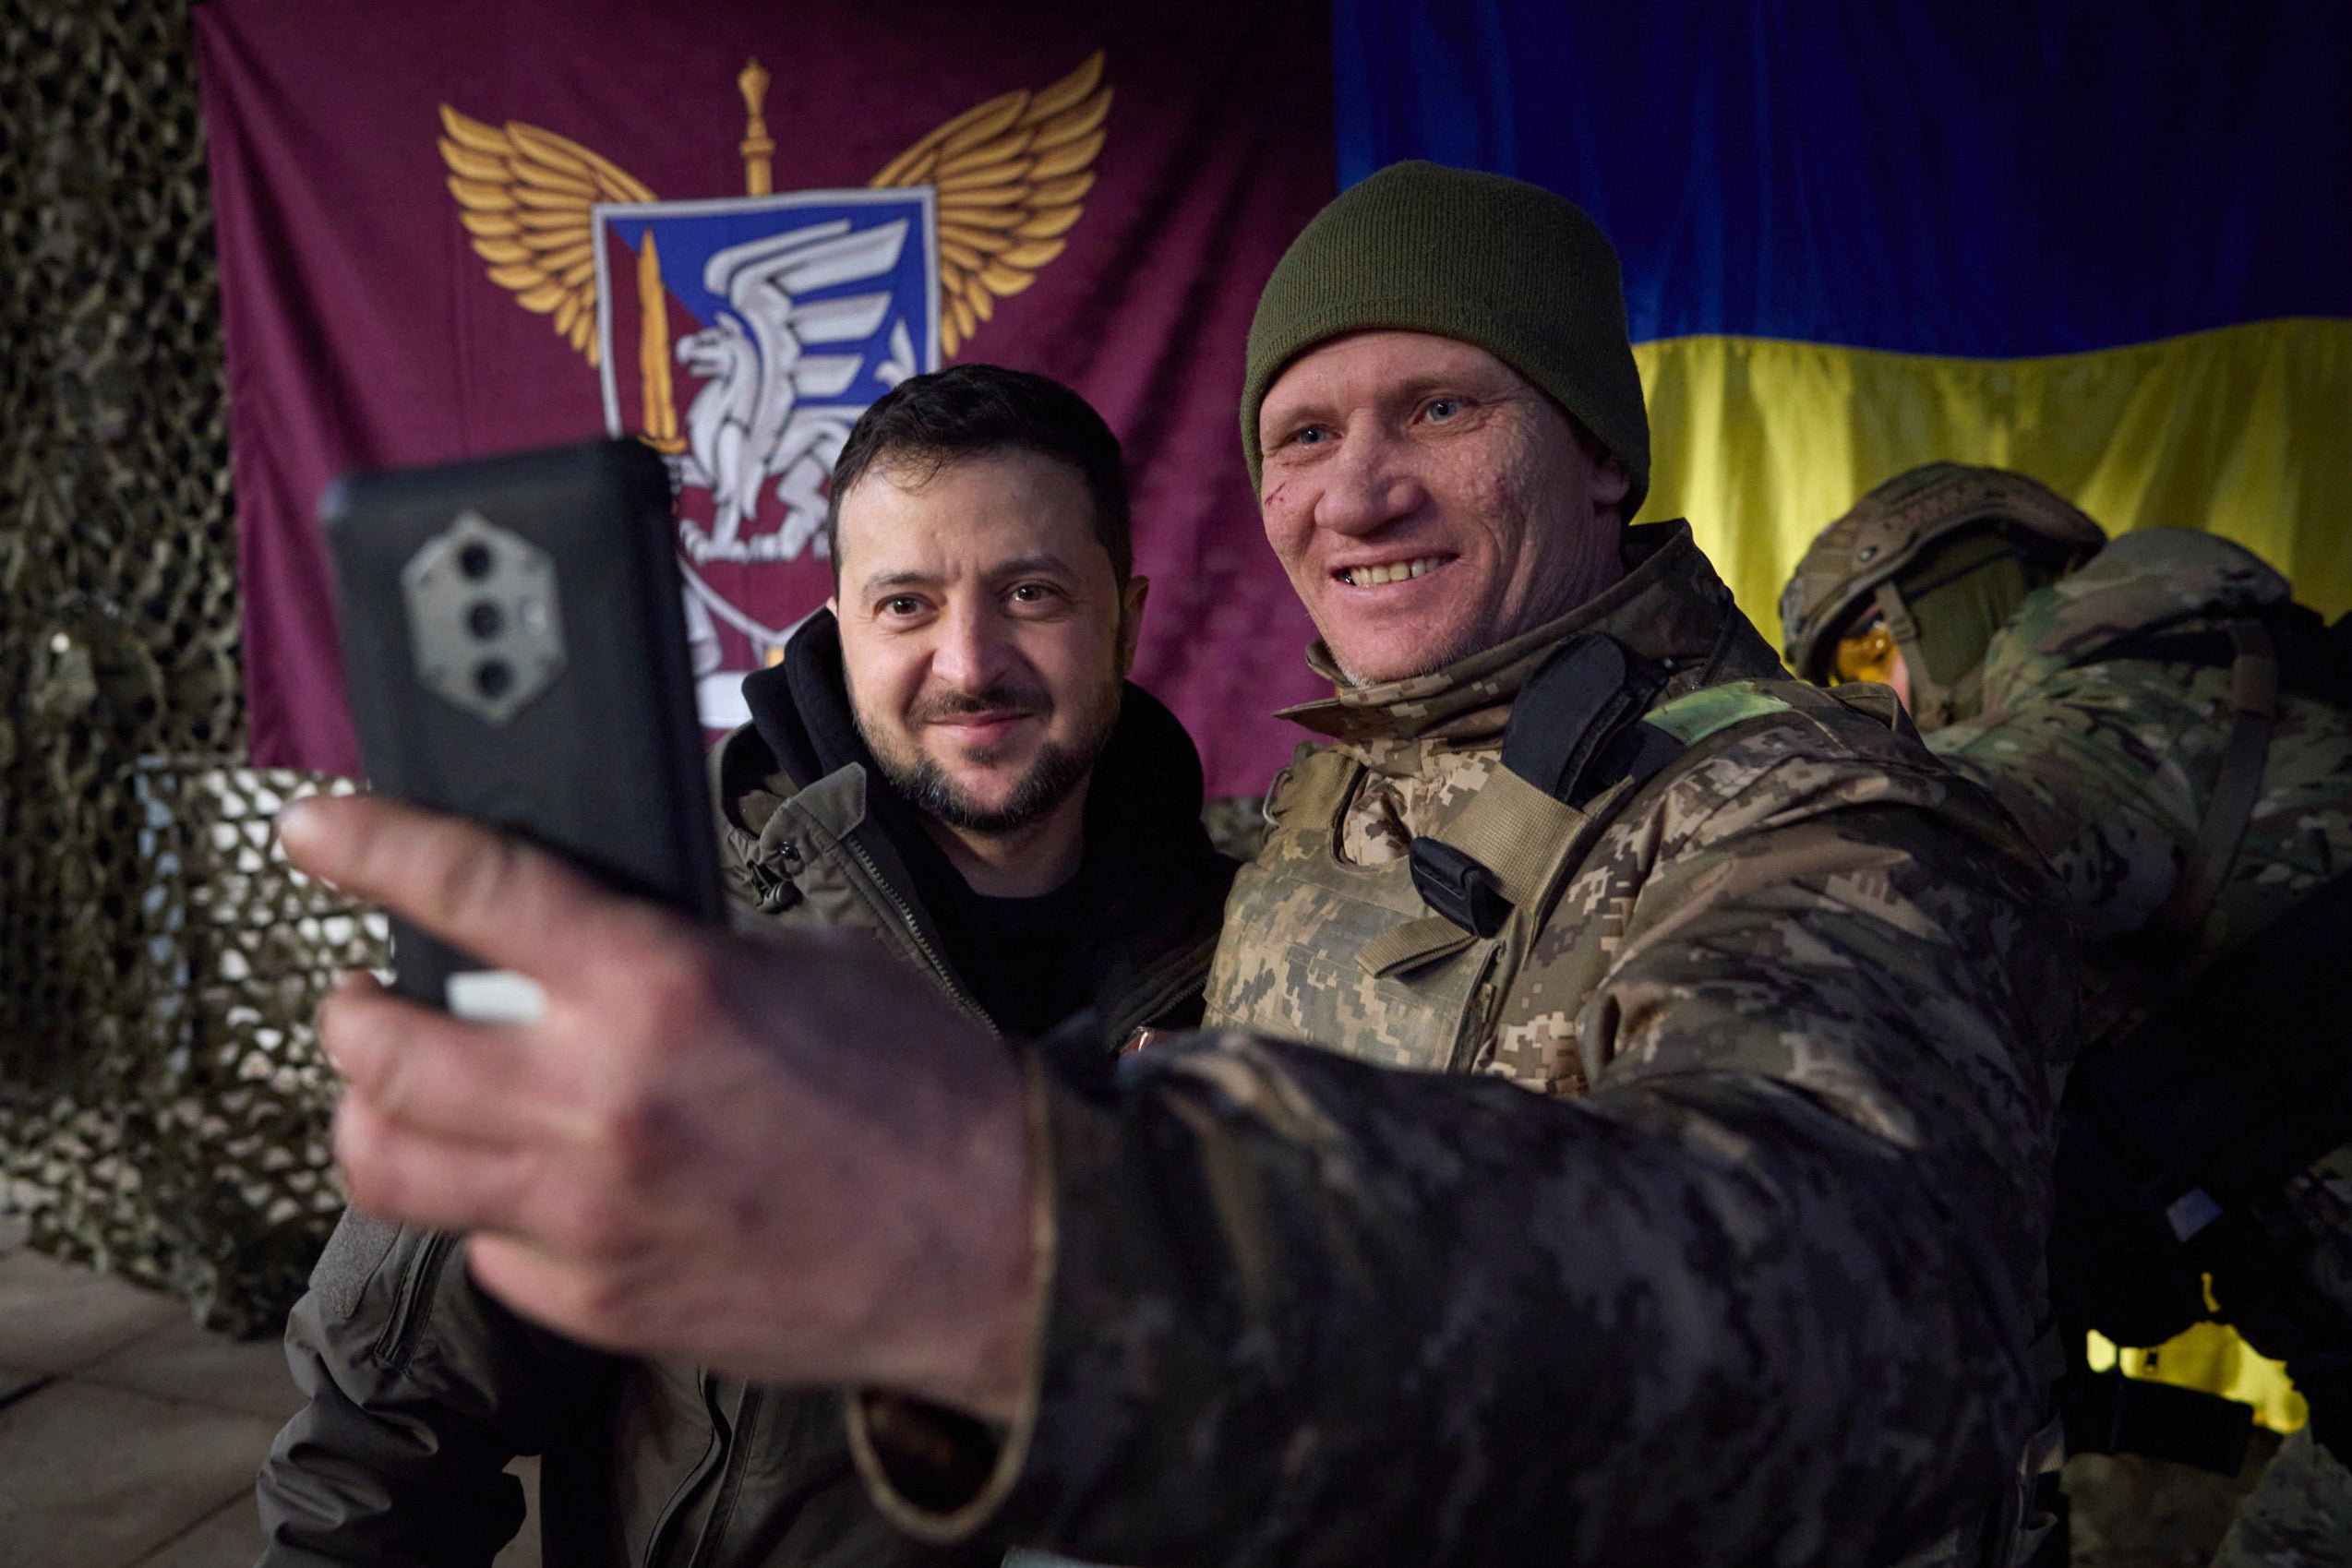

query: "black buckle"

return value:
[1410, 838, 1511, 939]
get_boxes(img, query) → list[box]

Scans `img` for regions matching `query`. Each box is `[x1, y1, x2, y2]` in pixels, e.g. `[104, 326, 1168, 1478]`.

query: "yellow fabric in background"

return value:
[1632, 317, 2352, 651]
[1635, 318, 2352, 1431]
[2089, 1323, 2310, 1437]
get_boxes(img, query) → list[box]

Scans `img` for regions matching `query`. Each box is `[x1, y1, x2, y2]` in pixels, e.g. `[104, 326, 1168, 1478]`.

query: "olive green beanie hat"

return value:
[1241, 160, 1650, 517]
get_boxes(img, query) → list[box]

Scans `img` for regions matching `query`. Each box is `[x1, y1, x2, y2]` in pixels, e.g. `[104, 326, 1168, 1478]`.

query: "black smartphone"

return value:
[322, 438, 724, 1013]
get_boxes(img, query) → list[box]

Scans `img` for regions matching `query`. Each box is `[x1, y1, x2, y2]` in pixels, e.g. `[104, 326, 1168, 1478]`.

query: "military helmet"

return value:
[1779, 463, 2107, 709]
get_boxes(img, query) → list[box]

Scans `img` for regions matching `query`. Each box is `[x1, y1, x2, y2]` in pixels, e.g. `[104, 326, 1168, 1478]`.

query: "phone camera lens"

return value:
[474, 660, 513, 699]
[466, 601, 503, 640]
[458, 542, 496, 580]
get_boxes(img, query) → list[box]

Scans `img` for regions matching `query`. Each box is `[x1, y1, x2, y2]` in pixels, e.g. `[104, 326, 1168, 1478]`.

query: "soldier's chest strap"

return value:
[1407, 634, 1686, 940]
[2149, 616, 2280, 949]
[2062, 615, 2287, 954]
[2069, 602, 2349, 708]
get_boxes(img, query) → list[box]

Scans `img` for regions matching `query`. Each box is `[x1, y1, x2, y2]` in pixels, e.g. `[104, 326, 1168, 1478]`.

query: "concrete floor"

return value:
[0, 1211, 539, 1568]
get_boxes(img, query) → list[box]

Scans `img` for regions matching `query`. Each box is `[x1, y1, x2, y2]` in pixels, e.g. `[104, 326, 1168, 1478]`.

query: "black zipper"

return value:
[637, 1371, 732, 1566]
[834, 828, 999, 1036]
[682, 1384, 763, 1568]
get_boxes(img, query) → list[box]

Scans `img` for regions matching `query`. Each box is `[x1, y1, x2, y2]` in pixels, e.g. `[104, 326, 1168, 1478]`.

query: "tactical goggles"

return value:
[1830, 615, 1901, 686]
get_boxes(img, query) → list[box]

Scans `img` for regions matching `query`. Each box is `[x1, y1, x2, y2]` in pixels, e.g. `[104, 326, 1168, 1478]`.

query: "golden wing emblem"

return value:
[870, 52, 1110, 357]
[436, 106, 656, 366]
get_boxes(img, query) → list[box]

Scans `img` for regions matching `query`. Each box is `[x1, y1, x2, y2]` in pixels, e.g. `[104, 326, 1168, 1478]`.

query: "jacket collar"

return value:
[1278, 520, 1781, 748]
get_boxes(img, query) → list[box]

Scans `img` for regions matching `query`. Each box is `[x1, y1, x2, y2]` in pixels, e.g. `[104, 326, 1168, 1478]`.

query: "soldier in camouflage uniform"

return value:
[1782, 461, 2352, 1564]
[281, 164, 2077, 1567]
[837, 162, 2078, 1565]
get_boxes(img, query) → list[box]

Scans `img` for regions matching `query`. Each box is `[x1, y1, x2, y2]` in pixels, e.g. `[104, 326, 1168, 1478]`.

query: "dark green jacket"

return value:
[255, 616, 1233, 1568]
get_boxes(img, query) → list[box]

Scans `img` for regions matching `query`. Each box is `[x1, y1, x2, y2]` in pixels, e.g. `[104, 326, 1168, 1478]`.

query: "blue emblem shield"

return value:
[594, 190, 939, 726]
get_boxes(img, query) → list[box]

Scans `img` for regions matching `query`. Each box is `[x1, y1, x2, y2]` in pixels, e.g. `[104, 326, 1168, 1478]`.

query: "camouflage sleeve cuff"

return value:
[846, 1047, 1058, 1546]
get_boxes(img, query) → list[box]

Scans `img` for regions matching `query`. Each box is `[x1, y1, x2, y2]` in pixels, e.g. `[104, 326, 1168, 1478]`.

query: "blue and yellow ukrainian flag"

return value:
[1336, 0, 2352, 1432]
[1336, 1, 2352, 636]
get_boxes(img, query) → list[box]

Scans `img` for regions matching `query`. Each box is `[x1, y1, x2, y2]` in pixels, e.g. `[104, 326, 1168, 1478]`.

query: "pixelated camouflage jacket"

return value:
[257, 652, 1232, 1568]
[851, 520, 2078, 1567]
[1929, 527, 2352, 1046]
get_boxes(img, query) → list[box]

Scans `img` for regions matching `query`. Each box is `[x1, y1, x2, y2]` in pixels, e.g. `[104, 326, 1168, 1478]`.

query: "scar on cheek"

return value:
[1262, 482, 1289, 509]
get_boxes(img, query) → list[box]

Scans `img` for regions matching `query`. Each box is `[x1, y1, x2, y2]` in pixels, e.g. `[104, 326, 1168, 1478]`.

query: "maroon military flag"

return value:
[196, 0, 1334, 795]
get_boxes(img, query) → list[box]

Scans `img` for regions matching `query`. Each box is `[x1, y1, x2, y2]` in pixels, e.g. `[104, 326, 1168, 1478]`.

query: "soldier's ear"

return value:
[1568, 414, 1632, 517]
[1590, 451, 1631, 509]
[1118, 577, 1150, 675]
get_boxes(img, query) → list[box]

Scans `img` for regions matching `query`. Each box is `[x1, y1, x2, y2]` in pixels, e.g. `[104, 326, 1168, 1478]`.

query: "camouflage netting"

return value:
[1200, 794, 1266, 864]
[0, 0, 380, 1335]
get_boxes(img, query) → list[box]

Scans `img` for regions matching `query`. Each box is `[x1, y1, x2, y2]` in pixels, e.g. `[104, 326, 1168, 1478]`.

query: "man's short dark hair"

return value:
[826, 364, 1133, 581]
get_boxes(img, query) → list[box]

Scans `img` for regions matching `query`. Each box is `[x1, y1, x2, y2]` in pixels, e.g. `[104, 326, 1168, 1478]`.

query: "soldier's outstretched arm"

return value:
[850, 726, 2073, 1567]
[280, 760, 2068, 1567]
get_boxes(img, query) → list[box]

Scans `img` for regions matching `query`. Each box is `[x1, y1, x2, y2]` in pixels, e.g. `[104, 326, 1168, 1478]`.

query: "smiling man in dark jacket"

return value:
[255, 365, 1234, 1565]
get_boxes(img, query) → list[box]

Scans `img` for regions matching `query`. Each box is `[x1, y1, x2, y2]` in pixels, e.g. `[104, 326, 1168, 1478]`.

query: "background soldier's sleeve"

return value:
[854, 719, 2073, 1567]
[1930, 664, 2207, 940]
[257, 1214, 613, 1565]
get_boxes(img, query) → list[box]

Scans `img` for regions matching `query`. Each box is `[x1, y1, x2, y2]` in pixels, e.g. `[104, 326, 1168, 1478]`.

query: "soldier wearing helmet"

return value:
[1781, 462, 2105, 730]
[1785, 463, 2352, 1564]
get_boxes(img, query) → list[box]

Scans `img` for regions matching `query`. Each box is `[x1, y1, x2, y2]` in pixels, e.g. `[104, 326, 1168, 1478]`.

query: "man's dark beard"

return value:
[882, 739, 1098, 835]
[859, 681, 1120, 837]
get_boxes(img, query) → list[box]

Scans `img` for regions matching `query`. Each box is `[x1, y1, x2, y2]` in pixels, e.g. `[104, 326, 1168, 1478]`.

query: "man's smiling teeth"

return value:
[1341, 556, 1446, 587]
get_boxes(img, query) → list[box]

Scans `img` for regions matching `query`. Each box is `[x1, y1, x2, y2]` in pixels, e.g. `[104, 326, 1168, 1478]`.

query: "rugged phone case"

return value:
[322, 438, 724, 1010]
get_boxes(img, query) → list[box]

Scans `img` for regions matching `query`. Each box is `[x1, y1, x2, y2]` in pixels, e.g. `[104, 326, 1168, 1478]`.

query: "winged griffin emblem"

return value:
[434, 54, 1110, 724]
